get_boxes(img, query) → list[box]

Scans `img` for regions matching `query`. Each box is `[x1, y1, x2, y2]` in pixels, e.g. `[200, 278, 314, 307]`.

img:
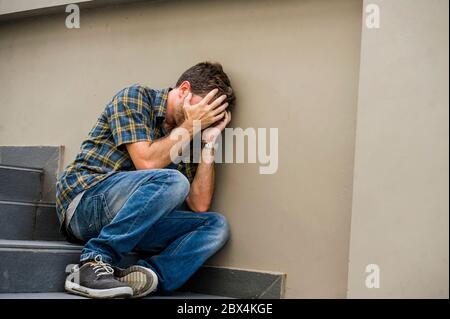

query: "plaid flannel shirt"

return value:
[56, 85, 197, 226]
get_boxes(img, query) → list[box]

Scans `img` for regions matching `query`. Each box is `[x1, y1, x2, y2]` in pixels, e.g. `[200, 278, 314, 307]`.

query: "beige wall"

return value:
[348, 0, 449, 298]
[0, 0, 362, 297]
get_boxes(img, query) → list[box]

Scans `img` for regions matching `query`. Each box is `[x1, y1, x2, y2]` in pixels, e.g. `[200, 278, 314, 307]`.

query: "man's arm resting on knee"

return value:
[127, 134, 215, 213]
[125, 122, 194, 170]
[127, 134, 216, 213]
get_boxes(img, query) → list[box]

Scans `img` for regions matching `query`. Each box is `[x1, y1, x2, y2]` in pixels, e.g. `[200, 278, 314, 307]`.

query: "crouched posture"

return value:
[56, 62, 235, 298]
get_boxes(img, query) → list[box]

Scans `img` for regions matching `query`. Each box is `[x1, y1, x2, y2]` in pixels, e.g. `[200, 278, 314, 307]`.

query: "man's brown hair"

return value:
[176, 62, 235, 109]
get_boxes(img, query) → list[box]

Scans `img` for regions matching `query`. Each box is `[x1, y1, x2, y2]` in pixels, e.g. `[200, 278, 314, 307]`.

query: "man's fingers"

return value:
[183, 93, 193, 107]
[224, 110, 230, 123]
[211, 102, 229, 115]
[201, 88, 219, 105]
[215, 111, 229, 130]
[220, 111, 231, 128]
[212, 111, 226, 123]
[208, 94, 227, 109]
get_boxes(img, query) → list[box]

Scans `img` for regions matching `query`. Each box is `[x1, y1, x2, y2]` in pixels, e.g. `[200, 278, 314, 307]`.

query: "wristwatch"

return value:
[202, 141, 216, 155]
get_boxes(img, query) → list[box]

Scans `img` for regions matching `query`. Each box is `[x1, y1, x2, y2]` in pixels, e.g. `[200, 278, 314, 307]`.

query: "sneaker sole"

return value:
[65, 273, 133, 299]
[116, 265, 158, 298]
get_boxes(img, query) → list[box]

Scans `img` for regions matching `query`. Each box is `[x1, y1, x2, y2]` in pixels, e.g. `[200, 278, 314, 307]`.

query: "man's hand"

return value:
[202, 111, 231, 143]
[182, 88, 229, 130]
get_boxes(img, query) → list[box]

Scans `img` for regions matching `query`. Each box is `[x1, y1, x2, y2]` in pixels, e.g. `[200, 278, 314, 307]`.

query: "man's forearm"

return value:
[186, 147, 215, 212]
[127, 121, 194, 170]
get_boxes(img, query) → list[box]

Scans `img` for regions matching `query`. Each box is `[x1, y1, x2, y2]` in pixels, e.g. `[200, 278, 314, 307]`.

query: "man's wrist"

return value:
[201, 142, 216, 163]
[202, 141, 215, 150]
[180, 120, 195, 138]
[201, 134, 218, 145]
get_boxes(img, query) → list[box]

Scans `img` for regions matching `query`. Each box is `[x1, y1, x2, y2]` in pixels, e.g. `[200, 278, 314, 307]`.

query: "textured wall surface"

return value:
[348, 0, 449, 298]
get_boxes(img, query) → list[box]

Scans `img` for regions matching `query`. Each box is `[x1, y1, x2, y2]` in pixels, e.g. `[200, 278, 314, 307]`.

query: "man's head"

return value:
[167, 62, 235, 126]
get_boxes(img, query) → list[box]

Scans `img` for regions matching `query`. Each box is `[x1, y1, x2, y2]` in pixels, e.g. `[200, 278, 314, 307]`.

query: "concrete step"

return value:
[0, 239, 232, 298]
[0, 165, 43, 202]
[0, 239, 142, 293]
[0, 292, 229, 299]
[0, 239, 83, 293]
[0, 200, 63, 241]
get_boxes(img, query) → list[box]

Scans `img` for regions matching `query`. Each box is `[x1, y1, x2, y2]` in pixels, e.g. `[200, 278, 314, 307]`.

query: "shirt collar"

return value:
[152, 87, 171, 119]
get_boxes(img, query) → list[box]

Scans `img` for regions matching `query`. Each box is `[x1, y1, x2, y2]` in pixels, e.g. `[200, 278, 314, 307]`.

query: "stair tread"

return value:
[0, 239, 82, 250]
[0, 199, 55, 206]
[0, 164, 43, 173]
[0, 292, 229, 299]
[0, 239, 143, 257]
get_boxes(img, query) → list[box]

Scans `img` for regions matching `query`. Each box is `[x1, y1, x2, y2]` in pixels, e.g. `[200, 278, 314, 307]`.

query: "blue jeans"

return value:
[67, 169, 230, 294]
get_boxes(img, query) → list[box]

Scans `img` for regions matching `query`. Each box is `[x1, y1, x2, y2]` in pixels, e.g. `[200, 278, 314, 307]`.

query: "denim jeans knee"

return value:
[203, 212, 230, 246]
[163, 169, 190, 204]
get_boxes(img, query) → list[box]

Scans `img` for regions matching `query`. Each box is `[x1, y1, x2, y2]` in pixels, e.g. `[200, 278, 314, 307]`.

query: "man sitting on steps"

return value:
[56, 62, 235, 299]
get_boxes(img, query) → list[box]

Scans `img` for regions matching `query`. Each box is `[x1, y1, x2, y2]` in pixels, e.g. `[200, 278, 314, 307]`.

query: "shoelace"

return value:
[91, 255, 114, 277]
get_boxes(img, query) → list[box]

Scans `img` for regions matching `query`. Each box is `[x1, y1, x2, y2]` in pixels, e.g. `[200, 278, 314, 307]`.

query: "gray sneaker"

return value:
[114, 265, 159, 298]
[65, 255, 133, 299]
